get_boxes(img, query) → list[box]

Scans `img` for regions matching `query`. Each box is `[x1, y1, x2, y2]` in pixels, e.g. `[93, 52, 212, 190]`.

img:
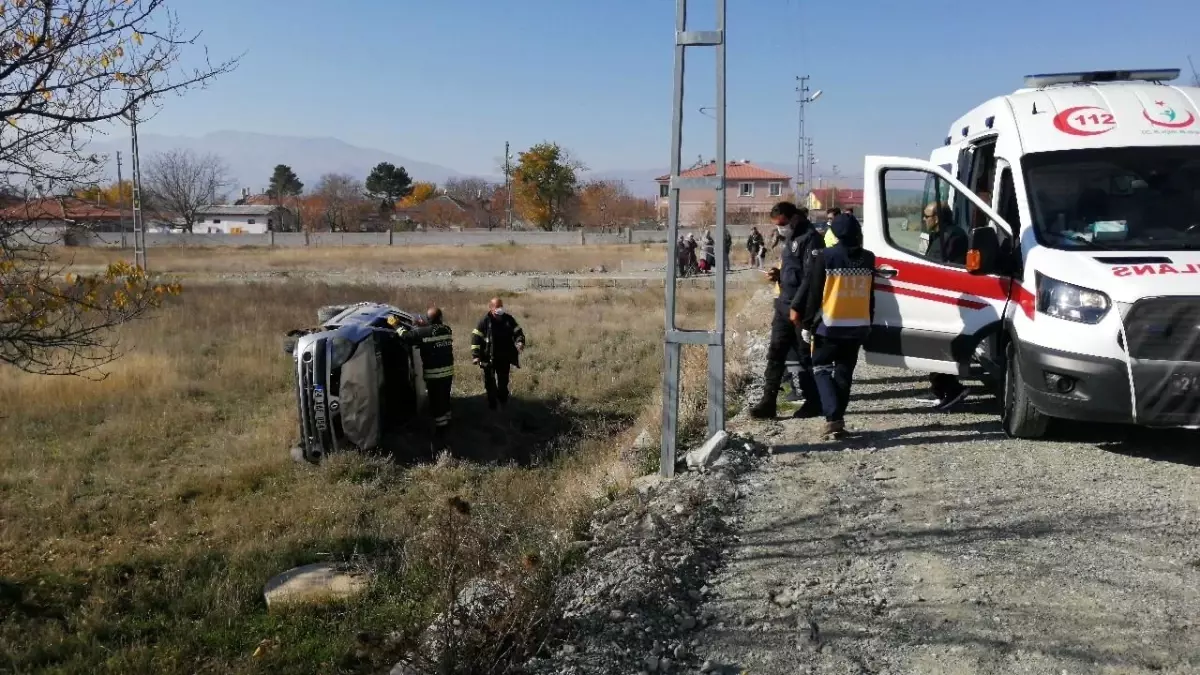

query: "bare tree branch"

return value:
[0, 0, 235, 376]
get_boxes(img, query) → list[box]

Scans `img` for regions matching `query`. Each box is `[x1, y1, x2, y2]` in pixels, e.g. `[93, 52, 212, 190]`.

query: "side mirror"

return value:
[965, 226, 1001, 276]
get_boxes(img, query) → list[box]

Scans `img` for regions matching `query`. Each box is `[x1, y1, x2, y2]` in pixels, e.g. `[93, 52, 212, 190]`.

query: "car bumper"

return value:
[1016, 342, 1134, 424]
[1017, 342, 1200, 428]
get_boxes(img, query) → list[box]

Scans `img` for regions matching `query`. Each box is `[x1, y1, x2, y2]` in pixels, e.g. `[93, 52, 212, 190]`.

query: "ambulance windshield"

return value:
[1023, 146, 1200, 251]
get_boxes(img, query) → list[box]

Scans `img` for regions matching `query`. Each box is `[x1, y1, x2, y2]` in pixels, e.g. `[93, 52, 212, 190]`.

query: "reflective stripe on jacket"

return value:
[470, 313, 525, 367]
[397, 323, 455, 380]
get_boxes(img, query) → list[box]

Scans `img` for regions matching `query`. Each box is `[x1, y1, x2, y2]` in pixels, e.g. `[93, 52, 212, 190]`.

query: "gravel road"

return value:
[695, 362, 1200, 674]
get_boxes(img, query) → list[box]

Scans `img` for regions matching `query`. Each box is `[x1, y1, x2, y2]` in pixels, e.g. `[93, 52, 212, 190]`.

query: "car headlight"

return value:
[329, 336, 356, 368]
[1035, 272, 1110, 324]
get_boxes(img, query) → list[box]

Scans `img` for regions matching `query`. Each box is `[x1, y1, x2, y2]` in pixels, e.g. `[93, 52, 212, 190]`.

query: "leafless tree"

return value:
[443, 176, 495, 202]
[0, 0, 237, 376]
[142, 149, 232, 231]
[313, 172, 369, 232]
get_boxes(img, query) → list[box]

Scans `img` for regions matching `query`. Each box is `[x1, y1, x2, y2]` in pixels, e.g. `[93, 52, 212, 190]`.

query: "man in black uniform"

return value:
[470, 297, 526, 412]
[397, 306, 455, 456]
[750, 201, 824, 419]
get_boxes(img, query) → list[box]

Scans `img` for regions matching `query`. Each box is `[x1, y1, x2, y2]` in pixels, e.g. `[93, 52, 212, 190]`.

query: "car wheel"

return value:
[1002, 340, 1049, 439]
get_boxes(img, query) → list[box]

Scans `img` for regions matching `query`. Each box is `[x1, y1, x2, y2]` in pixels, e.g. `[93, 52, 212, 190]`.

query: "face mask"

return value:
[777, 225, 793, 238]
[492, 308, 505, 317]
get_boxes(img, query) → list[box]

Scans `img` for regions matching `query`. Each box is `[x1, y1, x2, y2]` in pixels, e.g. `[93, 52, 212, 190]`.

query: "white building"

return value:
[194, 205, 295, 234]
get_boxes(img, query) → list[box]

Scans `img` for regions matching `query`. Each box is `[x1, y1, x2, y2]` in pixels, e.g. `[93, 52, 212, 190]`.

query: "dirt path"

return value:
[695, 365, 1200, 675]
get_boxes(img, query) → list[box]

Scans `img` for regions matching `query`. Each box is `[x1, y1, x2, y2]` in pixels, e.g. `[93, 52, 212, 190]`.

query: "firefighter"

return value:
[397, 306, 455, 457]
[470, 297, 526, 412]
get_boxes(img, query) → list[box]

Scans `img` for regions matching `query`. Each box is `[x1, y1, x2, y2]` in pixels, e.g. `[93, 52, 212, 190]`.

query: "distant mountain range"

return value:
[86, 130, 475, 193]
[85, 130, 855, 199]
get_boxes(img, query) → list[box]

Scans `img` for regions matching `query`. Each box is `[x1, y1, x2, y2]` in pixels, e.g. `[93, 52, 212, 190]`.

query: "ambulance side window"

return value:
[881, 168, 975, 266]
[996, 168, 1020, 234]
[957, 140, 997, 231]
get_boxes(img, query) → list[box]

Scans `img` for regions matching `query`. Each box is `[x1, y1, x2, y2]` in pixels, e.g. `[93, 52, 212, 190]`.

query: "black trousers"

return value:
[483, 363, 512, 408]
[425, 376, 453, 448]
[811, 335, 863, 422]
[762, 309, 818, 404]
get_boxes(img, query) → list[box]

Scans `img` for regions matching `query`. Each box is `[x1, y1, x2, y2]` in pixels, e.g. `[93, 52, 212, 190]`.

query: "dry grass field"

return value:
[55, 244, 669, 275]
[0, 279, 751, 674]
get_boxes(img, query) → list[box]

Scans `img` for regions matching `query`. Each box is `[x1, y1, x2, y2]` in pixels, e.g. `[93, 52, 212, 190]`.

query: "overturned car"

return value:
[283, 303, 427, 463]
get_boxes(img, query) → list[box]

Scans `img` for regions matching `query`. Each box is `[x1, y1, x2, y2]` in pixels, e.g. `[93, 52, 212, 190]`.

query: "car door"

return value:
[861, 156, 1017, 374]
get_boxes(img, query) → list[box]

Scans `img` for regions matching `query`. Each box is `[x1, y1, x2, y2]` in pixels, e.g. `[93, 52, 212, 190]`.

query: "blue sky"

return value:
[146, 0, 1200, 180]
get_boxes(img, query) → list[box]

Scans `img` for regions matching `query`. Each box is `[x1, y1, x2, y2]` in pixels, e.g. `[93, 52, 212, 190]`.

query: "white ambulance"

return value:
[860, 69, 1200, 438]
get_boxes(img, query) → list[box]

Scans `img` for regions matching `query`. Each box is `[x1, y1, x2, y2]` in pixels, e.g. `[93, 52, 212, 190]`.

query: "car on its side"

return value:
[283, 302, 427, 463]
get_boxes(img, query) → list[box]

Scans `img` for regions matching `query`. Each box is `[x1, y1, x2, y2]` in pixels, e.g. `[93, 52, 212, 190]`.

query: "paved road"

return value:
[696, 363, 1200, 675]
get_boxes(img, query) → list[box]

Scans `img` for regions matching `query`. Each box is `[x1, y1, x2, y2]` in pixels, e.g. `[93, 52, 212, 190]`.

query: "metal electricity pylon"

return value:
[660, 0, 727, 477]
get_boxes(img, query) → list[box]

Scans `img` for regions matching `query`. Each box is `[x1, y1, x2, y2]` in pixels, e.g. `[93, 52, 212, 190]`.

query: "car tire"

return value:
[1002, 340, 1049, 439]
[317, 305, 349, 324]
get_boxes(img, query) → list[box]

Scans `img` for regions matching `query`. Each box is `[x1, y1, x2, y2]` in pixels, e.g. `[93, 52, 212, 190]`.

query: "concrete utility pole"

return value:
[806, 137, 816, 204]
[795, 78, 822, 204]
[504, 141, 514, 230]
[115, 151, 128, 249]
[660, 0, 727, 478]
[128, 104, 147, 271]
[795, 76, 808, 195]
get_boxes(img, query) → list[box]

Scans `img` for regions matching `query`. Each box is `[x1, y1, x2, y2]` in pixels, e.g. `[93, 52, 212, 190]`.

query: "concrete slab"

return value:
[263, 562, 370, 609]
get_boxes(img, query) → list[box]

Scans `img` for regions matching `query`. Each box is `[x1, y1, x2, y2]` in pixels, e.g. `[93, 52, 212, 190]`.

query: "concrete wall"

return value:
[61, 226, 772, 248]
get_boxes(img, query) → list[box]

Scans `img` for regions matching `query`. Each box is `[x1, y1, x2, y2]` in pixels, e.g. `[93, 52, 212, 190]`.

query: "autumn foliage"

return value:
[513, 142, 583, 231]
[400, 182, 438, 208]
[0, 252, 180, 375]
[574, 180, 655, 229]
[74, 181, 134, 208]
[0, 0, 232, 375]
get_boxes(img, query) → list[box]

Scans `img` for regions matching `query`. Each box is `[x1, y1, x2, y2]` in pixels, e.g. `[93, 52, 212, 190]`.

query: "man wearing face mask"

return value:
[751, 201, 824, 419]
[471, 297, 526, 412]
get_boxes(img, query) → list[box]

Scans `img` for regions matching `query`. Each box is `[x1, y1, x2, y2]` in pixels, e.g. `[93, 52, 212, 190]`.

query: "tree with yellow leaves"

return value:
[399, 182, 438, 208]
[75, 180, 134, 207]
[1, 0, 236, 374]
[512, 142, 585, 231]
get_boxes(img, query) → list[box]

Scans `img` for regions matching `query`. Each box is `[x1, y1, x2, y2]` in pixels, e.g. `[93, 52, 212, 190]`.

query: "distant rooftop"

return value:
[655, 160, 792, 183]
[196, 204, 283, 216]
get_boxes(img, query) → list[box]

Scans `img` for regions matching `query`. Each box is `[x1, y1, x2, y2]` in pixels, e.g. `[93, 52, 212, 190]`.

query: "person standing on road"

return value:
[702, 230, 716, 273]
[470, 297, 526, 412]
[676, 235, 691, 277]
[920, 201, 971, 410]
[750, 201, 824, 419]
[796, 213, 876, 439]
[397, 306, 455, 457]
[747, 227, 765, 268]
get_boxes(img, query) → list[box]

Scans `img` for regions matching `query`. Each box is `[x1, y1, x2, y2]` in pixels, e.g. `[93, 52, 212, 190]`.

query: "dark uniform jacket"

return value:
[397, 322, 455, 381]
[470, 313, 526, 367]
[796, 214, 876, 341]
[776, 215, 825, 313]
[925, 227, 968, 265]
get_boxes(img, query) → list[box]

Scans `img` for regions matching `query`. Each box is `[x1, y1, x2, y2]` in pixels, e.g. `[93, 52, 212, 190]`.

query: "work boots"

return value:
[821, 420, 846, 440]
[749, 398, 777, 420]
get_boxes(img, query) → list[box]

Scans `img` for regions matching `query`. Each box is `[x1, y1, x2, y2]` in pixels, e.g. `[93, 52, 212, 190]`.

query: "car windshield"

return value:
[1023, 146, 1200, 251]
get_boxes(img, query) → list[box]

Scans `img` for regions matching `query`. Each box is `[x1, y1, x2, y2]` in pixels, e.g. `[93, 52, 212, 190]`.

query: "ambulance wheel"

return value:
[1002, 341, 1049, 439]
